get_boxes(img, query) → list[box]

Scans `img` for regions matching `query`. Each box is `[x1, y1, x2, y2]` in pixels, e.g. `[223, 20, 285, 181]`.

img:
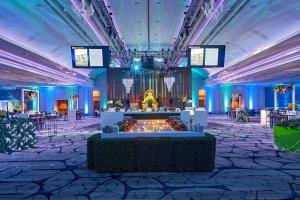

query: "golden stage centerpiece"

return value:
[142, 89, 158, 111]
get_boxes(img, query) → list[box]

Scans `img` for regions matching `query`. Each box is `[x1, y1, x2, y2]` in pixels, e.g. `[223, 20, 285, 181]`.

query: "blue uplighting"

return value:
[84, 103, 88, 114]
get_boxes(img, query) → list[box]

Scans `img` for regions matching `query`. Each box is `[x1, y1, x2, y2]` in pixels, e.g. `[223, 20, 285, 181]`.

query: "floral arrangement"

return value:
[180, 96, 188, 103]
[166, 118, 187, 131]
[274, 84, 294, 94]
[115, 100, 123, 108]
[114, 100, 123, 111]
[117, 118, 137, 132]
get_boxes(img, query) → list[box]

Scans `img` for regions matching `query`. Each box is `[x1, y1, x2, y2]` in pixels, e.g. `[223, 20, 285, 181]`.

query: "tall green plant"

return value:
[236, 109, 249, 122]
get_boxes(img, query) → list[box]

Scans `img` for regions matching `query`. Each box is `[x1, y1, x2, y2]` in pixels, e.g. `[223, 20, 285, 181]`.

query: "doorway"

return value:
[54, 100, 68, 115]
[92, 90, 100, 113]
[198, 89, 206, 108]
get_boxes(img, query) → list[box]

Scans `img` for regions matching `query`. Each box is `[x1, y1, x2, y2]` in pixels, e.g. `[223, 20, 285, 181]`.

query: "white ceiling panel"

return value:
[105, 0, 191, 51]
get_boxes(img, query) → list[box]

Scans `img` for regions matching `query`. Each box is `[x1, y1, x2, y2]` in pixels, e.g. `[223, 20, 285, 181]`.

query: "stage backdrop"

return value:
[107, 68, 191, 102]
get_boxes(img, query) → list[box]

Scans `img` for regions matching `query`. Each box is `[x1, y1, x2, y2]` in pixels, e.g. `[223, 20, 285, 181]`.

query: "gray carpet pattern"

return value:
[0, 116, 299, 199]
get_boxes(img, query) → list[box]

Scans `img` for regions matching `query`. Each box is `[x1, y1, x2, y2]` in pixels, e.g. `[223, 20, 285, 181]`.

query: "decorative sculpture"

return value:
[122, 78, 134, 94]
[142, 90, 158, 111]
[164, 77, 175, 92]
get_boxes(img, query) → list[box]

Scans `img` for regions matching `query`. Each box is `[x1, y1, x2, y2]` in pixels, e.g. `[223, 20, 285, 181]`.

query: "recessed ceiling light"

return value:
[157, 2, 161, 5]
[135, 2, 139, 5]
[139, 33, 142, 36]
[156, 20, 159, 23]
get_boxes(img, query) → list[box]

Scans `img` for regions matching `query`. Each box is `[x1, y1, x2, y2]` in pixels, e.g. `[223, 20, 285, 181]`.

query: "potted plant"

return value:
[274, 119, 300, 152]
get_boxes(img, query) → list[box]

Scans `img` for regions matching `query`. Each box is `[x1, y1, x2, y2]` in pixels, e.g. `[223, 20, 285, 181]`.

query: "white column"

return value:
[292, 85, 296, 111]
[76, 98, 79, 110]
[37, 91, 40, 112]
[21, 89, 24, 113]
[274, 90, 277, 110]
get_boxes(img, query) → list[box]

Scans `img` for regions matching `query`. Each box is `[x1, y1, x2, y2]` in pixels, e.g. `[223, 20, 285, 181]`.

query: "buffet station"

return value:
[100, 89, 207, 138]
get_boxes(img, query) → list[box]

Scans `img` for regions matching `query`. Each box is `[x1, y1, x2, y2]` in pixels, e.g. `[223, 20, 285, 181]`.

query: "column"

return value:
[274, 90, 277, 110]
[292, 85, 296, 111]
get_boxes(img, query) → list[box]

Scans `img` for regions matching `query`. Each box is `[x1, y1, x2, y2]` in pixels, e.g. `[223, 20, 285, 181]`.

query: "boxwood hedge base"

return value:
[274, 126, 300, 152]
[87, 133, 216, 172]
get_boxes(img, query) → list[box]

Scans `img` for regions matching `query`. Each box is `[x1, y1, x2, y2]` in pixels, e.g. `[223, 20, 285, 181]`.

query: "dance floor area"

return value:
[131, 120, 173, 132]
[0, 115, 300, 200]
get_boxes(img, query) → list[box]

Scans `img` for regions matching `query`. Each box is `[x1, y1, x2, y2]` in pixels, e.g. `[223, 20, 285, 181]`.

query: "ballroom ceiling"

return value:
[104, 0, 191, 51]
[0, 0, 99, 85]
[193, 0, 300, 78]
[0, 0, 299, 85]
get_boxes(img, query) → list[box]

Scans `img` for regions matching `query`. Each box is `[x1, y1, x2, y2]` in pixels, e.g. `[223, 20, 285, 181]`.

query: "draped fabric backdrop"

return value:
[107, 68, 191, 102]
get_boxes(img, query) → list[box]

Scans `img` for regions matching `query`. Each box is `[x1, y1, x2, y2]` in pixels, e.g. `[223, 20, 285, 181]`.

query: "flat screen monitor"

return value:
[188, 45, 225, 68]
[71, 46, 110, 68]
[190, 47, 204, 66]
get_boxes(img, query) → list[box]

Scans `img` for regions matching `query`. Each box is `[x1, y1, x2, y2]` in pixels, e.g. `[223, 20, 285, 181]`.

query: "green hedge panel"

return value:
[87, 133, 216, 172]
[87, 134, 99, 169]
[137, 138, 173, 172]
[94, 138, 137, 172]
[172, 133, 216, 172]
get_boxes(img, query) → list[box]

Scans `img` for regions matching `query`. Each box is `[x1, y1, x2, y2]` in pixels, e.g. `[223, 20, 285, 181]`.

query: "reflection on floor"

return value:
[0, 115, 300, 199]
[131, 120, 173, 132]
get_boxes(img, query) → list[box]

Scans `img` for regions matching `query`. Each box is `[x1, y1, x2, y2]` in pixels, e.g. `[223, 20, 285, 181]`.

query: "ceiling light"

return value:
[154, 58, 164, 62]
[133, 57, 141, 62]
[72, 0, 94, 19]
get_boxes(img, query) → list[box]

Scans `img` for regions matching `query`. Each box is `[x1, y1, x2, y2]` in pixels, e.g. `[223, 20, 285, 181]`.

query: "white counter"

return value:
[194, 111, 208, 127]
[100, 110, 207, 128]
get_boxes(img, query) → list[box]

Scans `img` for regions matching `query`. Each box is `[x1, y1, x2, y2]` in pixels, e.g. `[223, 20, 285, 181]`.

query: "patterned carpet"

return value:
[0, 116, 300, 199]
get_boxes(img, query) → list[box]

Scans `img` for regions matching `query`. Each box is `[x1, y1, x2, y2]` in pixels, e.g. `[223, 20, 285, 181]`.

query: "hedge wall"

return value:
[87, 133, 216, 172]
[0, 118, 36, 153]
